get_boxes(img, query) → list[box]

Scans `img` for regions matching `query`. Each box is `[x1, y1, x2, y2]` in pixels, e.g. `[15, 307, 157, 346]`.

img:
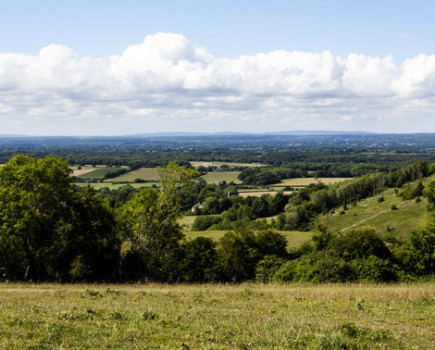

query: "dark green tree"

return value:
[0, 155, 119, 281]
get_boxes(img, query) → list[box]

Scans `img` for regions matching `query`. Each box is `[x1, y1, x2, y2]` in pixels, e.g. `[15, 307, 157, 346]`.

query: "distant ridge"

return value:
[0, 130, 386, 138]
[125, 130, 375, 137]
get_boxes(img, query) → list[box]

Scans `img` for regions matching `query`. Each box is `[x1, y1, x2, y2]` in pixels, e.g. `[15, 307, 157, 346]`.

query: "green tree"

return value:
[0, 155, 119, 281]
[120, 163, 198, 281]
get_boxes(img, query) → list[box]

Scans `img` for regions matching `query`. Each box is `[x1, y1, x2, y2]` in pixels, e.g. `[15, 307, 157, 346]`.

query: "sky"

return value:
[1, 0, 435, 135]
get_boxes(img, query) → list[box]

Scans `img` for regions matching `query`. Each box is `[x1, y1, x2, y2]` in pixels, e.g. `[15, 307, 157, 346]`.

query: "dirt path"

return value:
[341, 210, 387, 232]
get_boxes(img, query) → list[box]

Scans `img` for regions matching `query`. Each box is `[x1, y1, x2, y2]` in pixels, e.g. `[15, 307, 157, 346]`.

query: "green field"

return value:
[186, 230, 311, 249]
[201, 171, 242, 184]
[318, 187, 430, 239]
[0, 283, 433, 349]
[76, 167, 124, 181]
[75, 182, 156, 190]
[105, 167, 161, 183]
[271, 177, 353, 189]
[179, 216, 312, 249]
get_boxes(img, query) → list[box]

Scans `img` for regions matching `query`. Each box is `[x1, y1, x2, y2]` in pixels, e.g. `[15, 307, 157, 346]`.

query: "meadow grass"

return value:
[201, 171, 242, 184]
[0, 282, 433, 349]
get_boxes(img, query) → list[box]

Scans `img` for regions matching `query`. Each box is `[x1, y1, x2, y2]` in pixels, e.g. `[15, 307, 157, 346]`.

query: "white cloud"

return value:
[1, 32, 435, 134]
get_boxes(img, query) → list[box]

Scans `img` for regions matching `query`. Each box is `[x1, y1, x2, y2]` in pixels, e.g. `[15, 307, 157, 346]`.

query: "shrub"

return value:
[181, 237, 217, 282]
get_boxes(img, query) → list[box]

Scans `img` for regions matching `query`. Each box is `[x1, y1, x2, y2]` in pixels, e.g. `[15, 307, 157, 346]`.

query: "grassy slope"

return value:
[0, 283, 433, 349]
[317, 187, 431, 239]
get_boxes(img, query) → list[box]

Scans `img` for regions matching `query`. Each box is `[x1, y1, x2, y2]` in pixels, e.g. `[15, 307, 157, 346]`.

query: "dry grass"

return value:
[0, 282, 433, 349]
[71, 165, 98, 177]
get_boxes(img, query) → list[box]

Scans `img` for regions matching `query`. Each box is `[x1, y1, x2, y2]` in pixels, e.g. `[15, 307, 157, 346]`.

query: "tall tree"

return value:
[120, 163, 198, 281]
[0, 155, 119, 281]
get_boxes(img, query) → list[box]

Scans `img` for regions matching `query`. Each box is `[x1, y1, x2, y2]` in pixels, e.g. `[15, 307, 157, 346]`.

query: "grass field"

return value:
[70, 165, 98, 177]
[179, 216, 312, 249]
[238, 190, 293, 197]
[184, 230, 312, 249]
[190, 161, 264, 168]
[105, 167, 161, 183]
[270, 177, 353, 189]
[76, 167, 124, 181]
[201, 171, 242, 184]
[0, 283, 433, 349]
[318, 188, 430, 239]
[75, 182, 156, 190]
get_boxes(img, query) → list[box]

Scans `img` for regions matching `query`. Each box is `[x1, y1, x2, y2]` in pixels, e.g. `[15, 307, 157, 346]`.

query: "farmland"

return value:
[270, 177, 353, 189]
[190, 161, 264, 168]
[105, 167, 160, 183]
[75, 167, 124, 181]
[201, 171, 242, 184]
[0, 283, 433, 349]
[75, 182, 155, 190]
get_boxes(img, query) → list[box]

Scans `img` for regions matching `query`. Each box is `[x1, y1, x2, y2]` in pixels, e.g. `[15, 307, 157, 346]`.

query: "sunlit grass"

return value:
[0, 282, 433, 349]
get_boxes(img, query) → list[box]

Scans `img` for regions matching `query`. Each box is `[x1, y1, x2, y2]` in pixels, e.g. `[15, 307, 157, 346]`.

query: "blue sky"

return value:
[1, 0, 435, 135]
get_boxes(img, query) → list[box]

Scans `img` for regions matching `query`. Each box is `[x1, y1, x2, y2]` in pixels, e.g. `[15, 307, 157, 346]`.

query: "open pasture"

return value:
[76, 167, 124, 181]
[0, 282, 433, 349]
[201, 171, 242, 184]
[190, 161, 264, 168]
[106, 167, 161, 183]
[271, 177, 352, 189]
[75, 182, 156, 190]
[184, 229, 312, 249]
[70, 165, 97, 177]
[238, 190, 293, 197]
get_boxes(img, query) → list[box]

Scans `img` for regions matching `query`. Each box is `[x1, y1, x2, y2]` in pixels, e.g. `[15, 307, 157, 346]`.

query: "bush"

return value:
[255, 255, 286, 282]
[181, 237, 217, 282]
[191, 216, 221, 231]
[216, 228, 288, 282]
[350, 256, 399, 282]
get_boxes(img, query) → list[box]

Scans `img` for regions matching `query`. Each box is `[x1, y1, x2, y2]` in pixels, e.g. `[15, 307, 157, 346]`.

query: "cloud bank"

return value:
[1, 32, 435, 135]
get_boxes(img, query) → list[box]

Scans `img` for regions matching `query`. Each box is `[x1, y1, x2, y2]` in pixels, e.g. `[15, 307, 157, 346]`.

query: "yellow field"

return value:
[70, 165, 98, 177]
